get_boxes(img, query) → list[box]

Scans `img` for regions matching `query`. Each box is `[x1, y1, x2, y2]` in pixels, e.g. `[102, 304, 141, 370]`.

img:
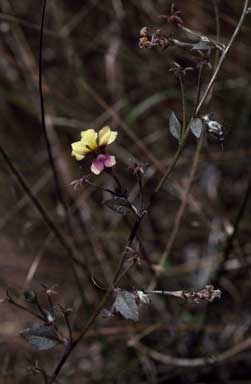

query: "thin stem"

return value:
[39, 0, 64, 210]
[48, 215, 143, 384]
[64, 312, 73, 344]
[215, 177, 251, 283]
[110, 171, 123, 192]
[0, 145, 85, 269]
[150, 0, 249, 203]
[6, 291, 45, 322]
[195, 0, 249, 115]
[188, 177, 251, 356]
[39, 0, 86, 304]
[192, 64, 203, 118]
[138, 176, 144, 211]
[149, 124, 190, 204]
[178, 73, 186, 139]
[149, 130, 204, 290]
[134, 336, 251, 368]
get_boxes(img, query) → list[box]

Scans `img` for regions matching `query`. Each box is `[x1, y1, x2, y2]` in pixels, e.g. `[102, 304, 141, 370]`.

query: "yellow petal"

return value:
[71, 150, 85, 161]
[98, 126, 118, 146]
[71, 141, 87, 161]
[81, 129, 98, 151]
[107, 130, 118, 144]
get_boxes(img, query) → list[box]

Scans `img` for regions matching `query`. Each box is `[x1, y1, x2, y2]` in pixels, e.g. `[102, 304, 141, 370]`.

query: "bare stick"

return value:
[133, 337, 251, 368]
[0, 145, 85, 269]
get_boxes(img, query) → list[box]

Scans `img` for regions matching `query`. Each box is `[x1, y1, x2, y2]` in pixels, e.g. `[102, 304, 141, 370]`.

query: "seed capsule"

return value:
[202, 115, 224, 142]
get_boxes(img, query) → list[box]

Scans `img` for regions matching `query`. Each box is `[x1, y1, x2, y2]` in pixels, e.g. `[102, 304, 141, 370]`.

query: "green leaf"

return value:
[192, 41, 211, 50]
[112, 289, 139, 321]
[189, 118, 203, 138]
[20, 324, 59, 351]
[169, 112, 181, 141]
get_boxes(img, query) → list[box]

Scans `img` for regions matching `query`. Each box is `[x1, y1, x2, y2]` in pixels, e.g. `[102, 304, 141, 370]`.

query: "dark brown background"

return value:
[0, 0, 251, 383]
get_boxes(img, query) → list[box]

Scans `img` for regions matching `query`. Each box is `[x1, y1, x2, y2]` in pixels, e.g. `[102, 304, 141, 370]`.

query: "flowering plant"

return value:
[71, 126, 118, 175]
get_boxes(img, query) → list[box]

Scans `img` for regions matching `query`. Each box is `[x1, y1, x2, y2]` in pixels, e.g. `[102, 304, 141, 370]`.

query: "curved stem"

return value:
[150, 0, 249, 202]
[0, 145, 85, 269]
[195, 0, 249, 115]
[39, 0, 63, 207]
[148, 130, 204, 290]
[134, 336, 251, 368]
[48, 216, 143, 384]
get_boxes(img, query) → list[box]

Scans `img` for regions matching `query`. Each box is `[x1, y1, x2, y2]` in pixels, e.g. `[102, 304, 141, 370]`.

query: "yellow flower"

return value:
[71, 126, 118, 161]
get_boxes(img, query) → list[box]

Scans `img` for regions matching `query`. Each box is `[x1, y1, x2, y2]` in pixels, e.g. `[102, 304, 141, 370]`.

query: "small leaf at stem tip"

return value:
[192, 41, 211, 51]
[136, 290, 151, 305]
[111, 289, 139, 321]
[104, 196, 132, 215]
[189, 118, 203, 138]
[20, 323, 59, 350]
[169, 111, 181, 141]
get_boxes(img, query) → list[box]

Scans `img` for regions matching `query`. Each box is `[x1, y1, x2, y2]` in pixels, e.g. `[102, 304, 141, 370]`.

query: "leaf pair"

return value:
[169, 111, 203, 140]
[103, 289, 150, 322]
[20, 323, 60, 351]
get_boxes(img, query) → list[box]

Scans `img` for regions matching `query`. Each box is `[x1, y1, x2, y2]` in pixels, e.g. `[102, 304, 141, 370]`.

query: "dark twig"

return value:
[39, 0, 64, 211]
[178, 73, 186, 139]
[48, 213, 144, 383]
[6, 290, 45, 322]
[150, 0, 249, 202]
[195, 0, 250, 115]
[132, 336, 251, 368]
[149, 129, 204, 289]
[39, 0, 86, 303]
[0, 145, 85, 269]
[188, 178, 251, 356]
[217, 178, 251, 281]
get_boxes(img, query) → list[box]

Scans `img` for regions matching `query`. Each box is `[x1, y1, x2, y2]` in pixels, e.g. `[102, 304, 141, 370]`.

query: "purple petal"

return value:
[91, 156, 105, 175]
[104, 154, 116, 168]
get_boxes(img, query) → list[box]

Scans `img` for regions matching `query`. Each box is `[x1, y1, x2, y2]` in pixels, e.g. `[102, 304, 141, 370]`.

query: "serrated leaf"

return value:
[20, 324, 59, 351]
[169, 112, 181, 141]
[189, 118, 203, 138]
[112, 290, 139, 321]
[104, 196, 131, 215]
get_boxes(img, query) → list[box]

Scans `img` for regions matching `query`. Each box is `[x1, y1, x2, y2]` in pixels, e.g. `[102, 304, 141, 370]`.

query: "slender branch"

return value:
[48, 214, 144, 384]
[187, 171, 251, 357]
[178, 73, 186, 139]
[220, 178, 251, 271]
[6, 290, 45, 322]
[195, 0, 249, 115]
[133, 337, 251, 368]
[149, 0, 249, 204]
[149, 130, 204, 289]
[39, 0, 86, 302]
[188, 1, 250, 349]
[0, 145, 85, 269]
[192, 64, 203, 118]
[39, 0, 64, 210]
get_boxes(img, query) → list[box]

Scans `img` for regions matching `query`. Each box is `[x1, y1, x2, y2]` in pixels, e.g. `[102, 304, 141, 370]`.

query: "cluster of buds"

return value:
[128, 161, 148, 178]
[139, 27, 172, 49]
[182, 285, 222, 304]
[159, 3, 184, 27]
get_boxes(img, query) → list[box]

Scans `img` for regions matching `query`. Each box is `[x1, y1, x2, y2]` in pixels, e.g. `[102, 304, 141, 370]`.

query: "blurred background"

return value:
[0, 0, 251, 383]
